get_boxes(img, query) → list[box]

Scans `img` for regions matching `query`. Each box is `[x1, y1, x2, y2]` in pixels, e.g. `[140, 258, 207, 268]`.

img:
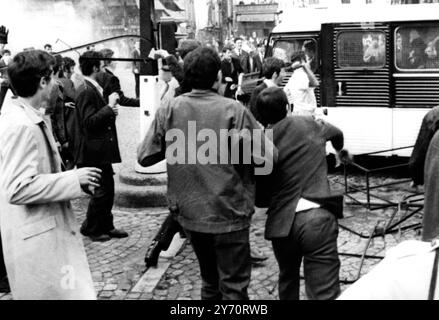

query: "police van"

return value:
[266, 4, 439, 156]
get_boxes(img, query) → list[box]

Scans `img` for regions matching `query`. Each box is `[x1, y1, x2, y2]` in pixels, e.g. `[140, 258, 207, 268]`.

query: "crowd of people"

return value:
[1, 22, 439, 301]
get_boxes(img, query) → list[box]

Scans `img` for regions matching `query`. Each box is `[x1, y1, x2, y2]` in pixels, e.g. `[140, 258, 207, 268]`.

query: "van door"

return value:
[323, 22, 393, 155]
[391, 22, 439, 157]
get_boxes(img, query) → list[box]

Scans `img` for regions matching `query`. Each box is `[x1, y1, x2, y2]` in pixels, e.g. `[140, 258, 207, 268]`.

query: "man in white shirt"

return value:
[284, 51, 319, 116]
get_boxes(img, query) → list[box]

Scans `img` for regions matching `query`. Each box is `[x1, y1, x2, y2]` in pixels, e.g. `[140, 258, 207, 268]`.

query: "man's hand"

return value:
[337, 149, 352, 164]
[109, 92, 120, 116]
[76, 167, 102, 189]
[235, 86, 245, 98]
[65, 102, 75, 109]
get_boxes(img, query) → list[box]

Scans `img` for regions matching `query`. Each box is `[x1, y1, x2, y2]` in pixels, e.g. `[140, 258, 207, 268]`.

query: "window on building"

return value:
[337, 31, 386, 68]
[395, 25, 439, 70]
[272, 38, 318, 72]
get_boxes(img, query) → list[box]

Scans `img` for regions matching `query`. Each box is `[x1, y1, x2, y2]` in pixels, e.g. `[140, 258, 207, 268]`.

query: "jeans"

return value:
[185, 228, 251, 300]
[79, 164, 115, 236]
[271, 207, 340, 300]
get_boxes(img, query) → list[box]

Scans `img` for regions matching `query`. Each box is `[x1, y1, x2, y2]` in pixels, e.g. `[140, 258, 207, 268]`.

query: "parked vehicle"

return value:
[264, 4, 439, 156]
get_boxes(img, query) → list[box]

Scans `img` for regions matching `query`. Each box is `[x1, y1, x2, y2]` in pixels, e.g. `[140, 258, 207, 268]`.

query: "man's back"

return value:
[159, 90, 262, 234]
[262, 116, 343, 239]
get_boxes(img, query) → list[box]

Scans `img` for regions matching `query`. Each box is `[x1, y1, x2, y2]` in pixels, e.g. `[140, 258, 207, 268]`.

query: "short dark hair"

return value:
[8, 50, 55, 98]
[52, 54, 64, 75]
[262, 57, 285, 79]
[2, 49, 10, 55]
[303, 40, 315, 52]
[184, 47, 221, 90]
[100, 48, 114, 66]
[222, 44, 234, 53]
[176, 39, 200, 59]
[234, 37, 242, 43]
[44, 44, 52, 49]
[290, 51, 306, 63]
[62, 56, 76, 71]
[256, 87, 289, 125]
[79, 50, 102, 76]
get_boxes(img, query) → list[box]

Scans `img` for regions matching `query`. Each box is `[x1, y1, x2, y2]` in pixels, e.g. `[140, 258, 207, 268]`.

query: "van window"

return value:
[272, 38, 318, 72]
[337, 31, 386, 68]
[395, 25, 439, 70]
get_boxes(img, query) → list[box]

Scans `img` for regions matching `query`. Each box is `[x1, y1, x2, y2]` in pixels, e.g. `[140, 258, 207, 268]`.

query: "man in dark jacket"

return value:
[96, 48, 139, 107]
[74, 50, 128, 242]
[248, 57, 286, 126]
[220, 44, 244, 100]
[256, 86, 346, 300]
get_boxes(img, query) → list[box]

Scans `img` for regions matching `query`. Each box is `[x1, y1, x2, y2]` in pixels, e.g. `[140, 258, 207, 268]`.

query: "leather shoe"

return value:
[107, 228, 129, 238]
[145, 240, 162, 268]
[89, 234, 111, 242]
[251, 247, 268, 263]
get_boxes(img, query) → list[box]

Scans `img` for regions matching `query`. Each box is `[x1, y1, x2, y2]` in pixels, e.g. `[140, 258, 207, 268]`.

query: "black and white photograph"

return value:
[1, 0, 439, 308]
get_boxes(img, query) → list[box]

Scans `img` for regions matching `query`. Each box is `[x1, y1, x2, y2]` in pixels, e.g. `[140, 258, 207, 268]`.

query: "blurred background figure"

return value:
[131, 40, 141, 99]
[96, 48, 139, 107]
[44, 43, 52, 53]
[0, 25, 11, 112]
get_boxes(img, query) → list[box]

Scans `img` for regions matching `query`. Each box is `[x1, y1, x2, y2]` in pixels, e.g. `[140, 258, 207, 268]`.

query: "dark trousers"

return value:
[0, 85, 8, 112]
[79, 164, 115, 236]
[134, 73, 140, 99]
[271, 208, 340, 300]
[185, 228, 251, 300]
[0, 233, 6, 279]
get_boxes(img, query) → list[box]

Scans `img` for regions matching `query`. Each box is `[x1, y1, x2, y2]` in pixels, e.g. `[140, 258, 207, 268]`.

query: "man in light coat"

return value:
[0, 50, 102, 300]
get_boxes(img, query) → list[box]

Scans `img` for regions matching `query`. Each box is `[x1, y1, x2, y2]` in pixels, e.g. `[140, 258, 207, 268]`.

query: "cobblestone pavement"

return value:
[0, 172, 423, 300]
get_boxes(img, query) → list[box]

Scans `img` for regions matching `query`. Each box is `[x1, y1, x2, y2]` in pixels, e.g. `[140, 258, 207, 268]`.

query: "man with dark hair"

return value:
[45, 54, 68, 155]
[0, 50, 101, 299]
[44, 43, 52, 53]
[74, 50, 128, 242]
[249, 57, 286, 126]
[220, 44, 244, 99]
[96, 48, 139, 107]
[256, 86, 346, 300]
[251, 42, 265, 75]
[233, 37, 250, 74]
[284, 51, 319, 116]
[138, 46, 276, 300]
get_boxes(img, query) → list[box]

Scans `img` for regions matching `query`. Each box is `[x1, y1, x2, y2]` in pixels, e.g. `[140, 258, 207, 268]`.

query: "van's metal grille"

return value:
[394, 78, 439, 108]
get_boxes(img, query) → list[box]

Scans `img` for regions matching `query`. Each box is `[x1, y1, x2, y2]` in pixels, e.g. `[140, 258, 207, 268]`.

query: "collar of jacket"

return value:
[184, 89, 218, 97]
[84, 76, 104, 97]
[14, 97, 44, 124]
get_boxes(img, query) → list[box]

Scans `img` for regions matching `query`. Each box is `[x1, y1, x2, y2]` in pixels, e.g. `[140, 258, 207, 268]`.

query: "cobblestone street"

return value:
[0, 173, 423, 300]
